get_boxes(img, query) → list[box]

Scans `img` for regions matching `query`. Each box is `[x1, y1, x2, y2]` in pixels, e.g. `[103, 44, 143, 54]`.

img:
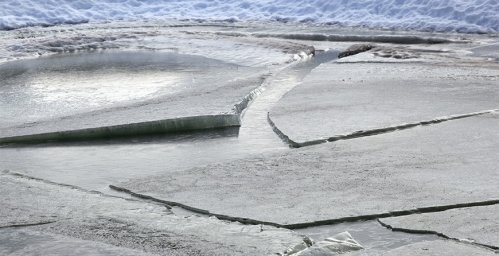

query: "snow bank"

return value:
[1, 0, 498, 33]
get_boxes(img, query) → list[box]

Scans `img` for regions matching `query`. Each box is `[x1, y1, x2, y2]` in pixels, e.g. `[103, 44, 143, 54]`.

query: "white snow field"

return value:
[1, 0, 498, 33]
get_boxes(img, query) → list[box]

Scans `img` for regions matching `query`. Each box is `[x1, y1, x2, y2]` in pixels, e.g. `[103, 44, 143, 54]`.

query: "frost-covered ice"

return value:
[1, 0, 498, 33]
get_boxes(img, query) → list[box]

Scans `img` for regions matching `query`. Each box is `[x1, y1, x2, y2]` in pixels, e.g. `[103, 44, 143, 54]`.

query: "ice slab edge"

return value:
[220, 32, 463, 44]
[0, 50, 312, 145]
[268, 109, 499, 148]
[377, 219, 499, 251]
[0, 114, 240, 144]
[110, 183, 499, 230]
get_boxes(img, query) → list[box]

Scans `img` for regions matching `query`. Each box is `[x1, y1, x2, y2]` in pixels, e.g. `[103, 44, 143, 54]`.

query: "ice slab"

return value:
[0, 51, 266, 142]
[0, 229, 154, 256]
[471, 43, 499, 57]
[0, 172, 307, 255]
[379, 205, 499, 249]
[0, 51, 330, 192]
[345, 240, 496, 256]
[0, 51, 243, 127]
[270, 62, 499, 145]
[117, 114, 499, 225]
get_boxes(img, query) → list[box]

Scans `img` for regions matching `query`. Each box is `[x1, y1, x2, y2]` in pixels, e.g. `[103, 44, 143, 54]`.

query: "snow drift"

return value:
[1, 0, 498, 33]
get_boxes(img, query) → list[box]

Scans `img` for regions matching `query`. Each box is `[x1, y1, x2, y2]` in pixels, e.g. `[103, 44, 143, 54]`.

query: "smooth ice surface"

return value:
[0, 51, 242, 128]
[380, 205, 499, 248]
[1, 0, 498, 33]
[0, 51, 264, 137]
[343, 240, 497, 256]
[0, 229, 154, 256]
[0, 173, 307, 255]
[270, 62, 499, 144]
[470, 43, 499, 60]
[118, 114, 499, 224]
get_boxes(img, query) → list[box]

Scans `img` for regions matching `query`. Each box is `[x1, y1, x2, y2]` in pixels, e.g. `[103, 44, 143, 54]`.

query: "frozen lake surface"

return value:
[1, 20, 498, 255]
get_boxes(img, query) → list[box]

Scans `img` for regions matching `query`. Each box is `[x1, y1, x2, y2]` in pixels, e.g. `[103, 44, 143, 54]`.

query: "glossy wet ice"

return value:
[0, 51, 240, 128]
[0, 51, 336, 192]
[0, 50, 432, 252]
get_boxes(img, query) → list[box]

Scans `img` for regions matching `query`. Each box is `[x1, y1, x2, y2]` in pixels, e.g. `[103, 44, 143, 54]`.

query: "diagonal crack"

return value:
[109, 185, 282, 227]
[0, 221, 57, 229]
[269, 109, 499, 148]
[378, 219, 499, 252]
[212, 32, 464, 44]
[109, 184, 499, 230]
[1, 170, 171, 209]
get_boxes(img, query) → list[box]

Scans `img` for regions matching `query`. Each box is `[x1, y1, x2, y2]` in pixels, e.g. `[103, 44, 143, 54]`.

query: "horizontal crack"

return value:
[0, 114, 241, 145]
[214, 32, 464, 44]
[270, 109, 498, 148]
[378, 219, 499, 252]
[0, 221, 56, 229]
[283, 199, 499, 229]
[108, 185, 499, 231]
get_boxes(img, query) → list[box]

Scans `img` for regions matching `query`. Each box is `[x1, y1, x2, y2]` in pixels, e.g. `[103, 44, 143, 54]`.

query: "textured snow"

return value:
[1, 0, 498, 33]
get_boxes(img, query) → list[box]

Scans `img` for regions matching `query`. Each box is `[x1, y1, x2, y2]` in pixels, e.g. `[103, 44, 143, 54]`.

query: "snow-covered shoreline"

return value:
[1, 0, 498, 33]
